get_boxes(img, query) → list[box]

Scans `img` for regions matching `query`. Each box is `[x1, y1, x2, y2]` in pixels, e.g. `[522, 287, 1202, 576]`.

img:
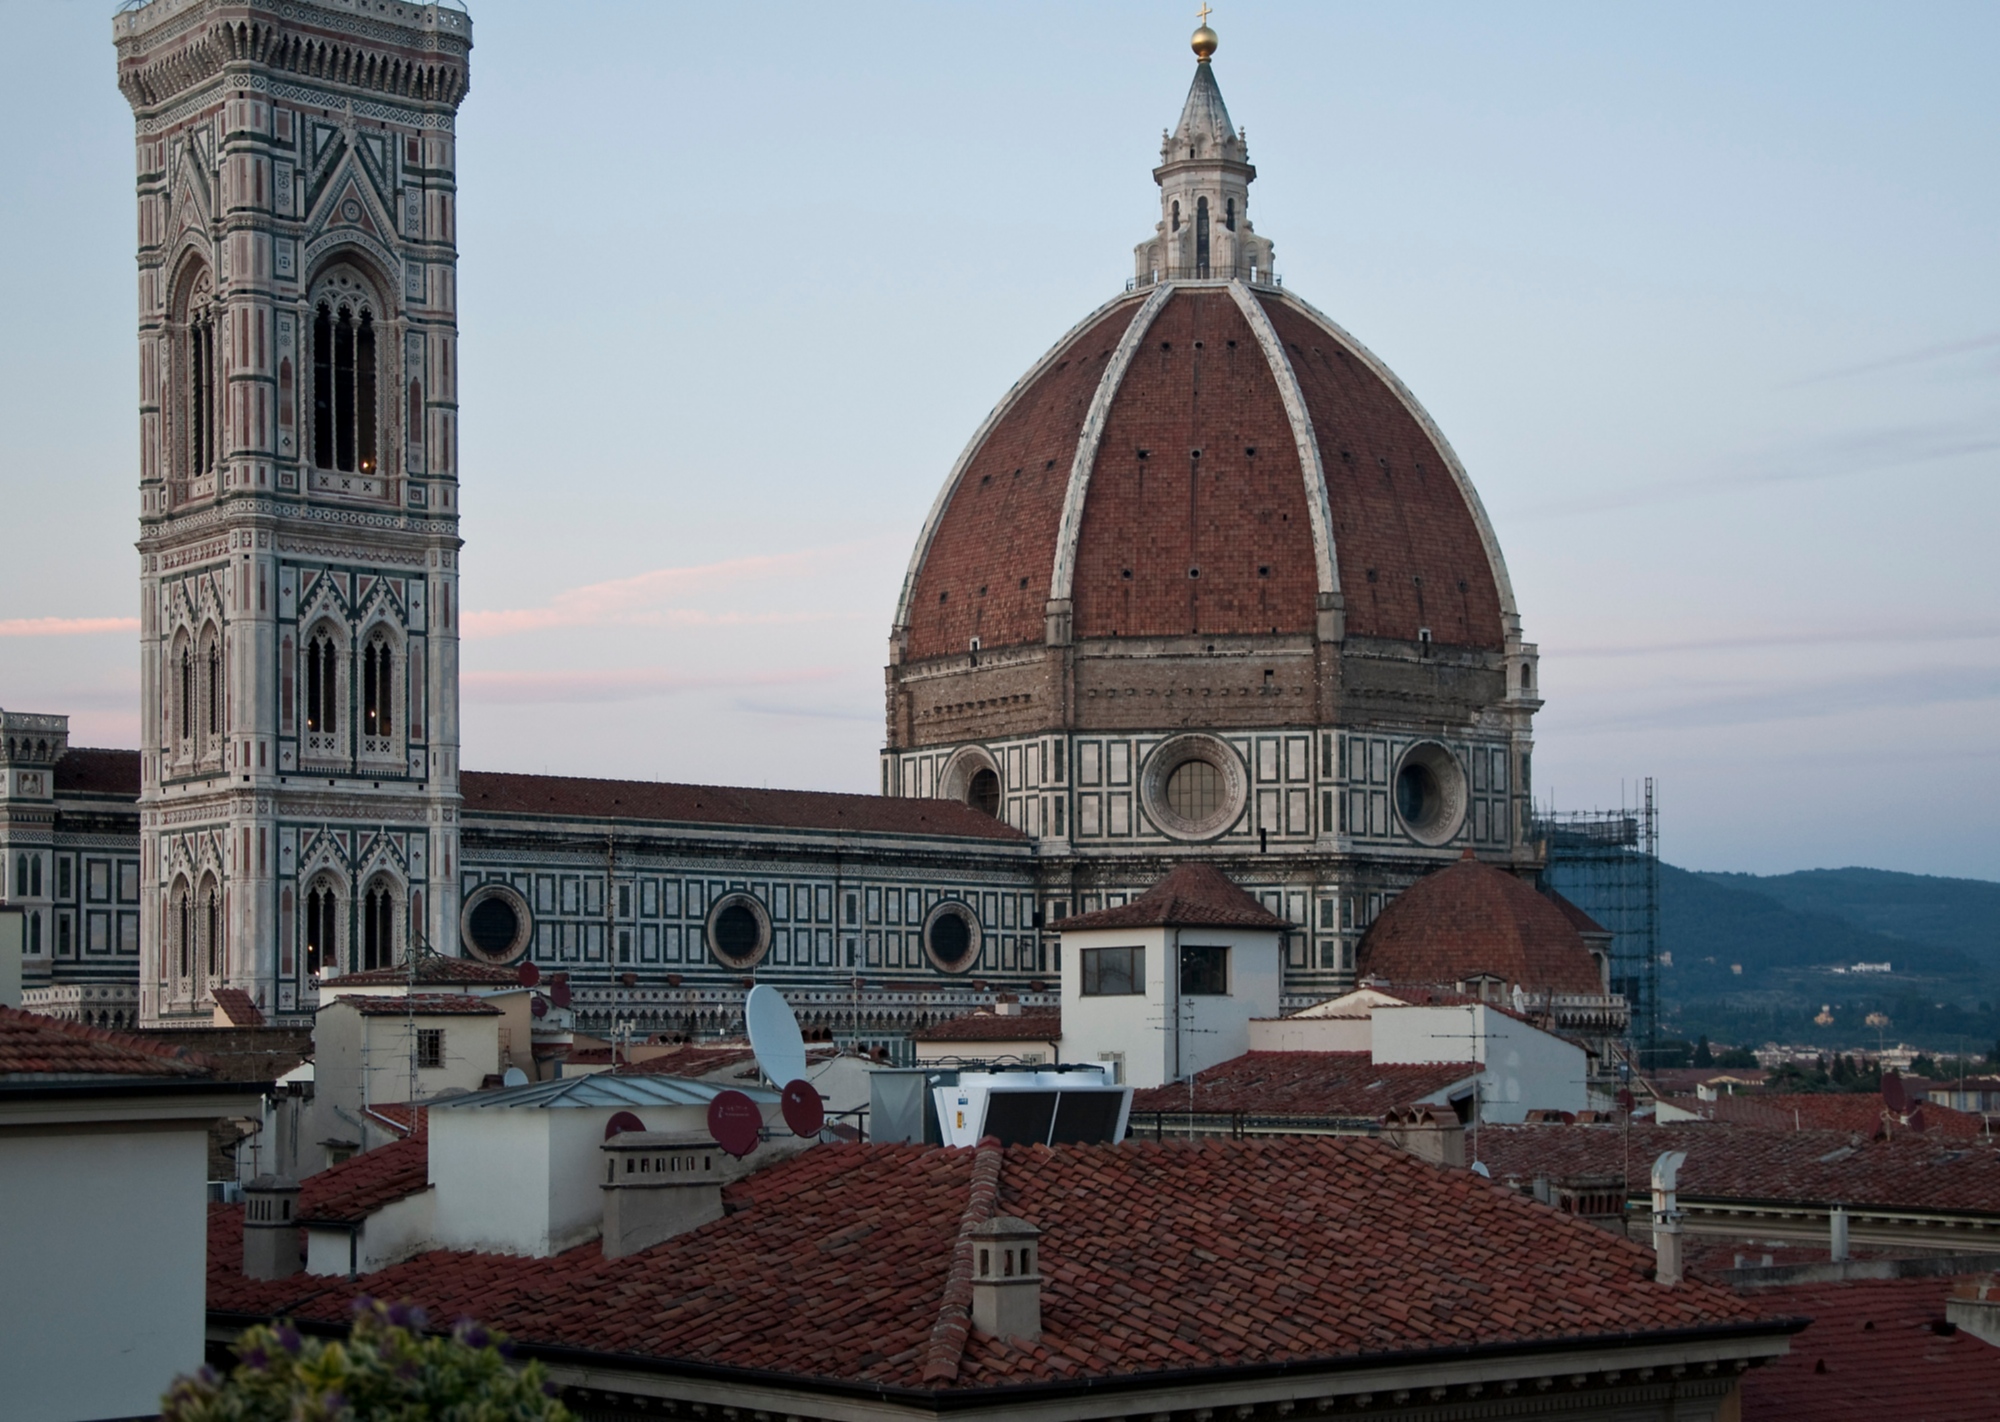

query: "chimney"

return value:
[970, 1216, 1042, 1342]
[1650, 1150, 1688, 1286]
[1947, 1277, 2000, 1347]
[1380, 1105, 1466, 1170]
[993, 994, 1021, 1018]
[241, 1175, 303, 1280]
[600, 1132, 725, 1258]
[1829, 1203, 1850, 1262]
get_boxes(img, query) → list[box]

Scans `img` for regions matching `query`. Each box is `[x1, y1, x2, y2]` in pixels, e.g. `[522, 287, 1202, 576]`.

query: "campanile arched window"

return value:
[361, 881, 396, 971]
[304, 628, 339, 735]
[1195, 197, 1211, 278]
[310, 272, 382, 476]
[362, 632, 394, 739]
[305, 878, 338, 976]
[178, 265, 219, 482]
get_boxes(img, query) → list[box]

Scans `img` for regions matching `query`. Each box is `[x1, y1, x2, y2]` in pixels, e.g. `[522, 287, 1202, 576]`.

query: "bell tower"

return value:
[116, 0, 473, 1025]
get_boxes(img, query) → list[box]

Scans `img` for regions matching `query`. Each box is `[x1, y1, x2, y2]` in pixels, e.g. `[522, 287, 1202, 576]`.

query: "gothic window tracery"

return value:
[360, 879, 397, 971]
[362, 630, 395, 746]
[178, 266, 219, 488]
[311, 275, 382, 476]
[305, 878, 339, 976]
[171, 878, 192, 983]
[1196, 197, 1211, 278]
[302, 625, 342, 761]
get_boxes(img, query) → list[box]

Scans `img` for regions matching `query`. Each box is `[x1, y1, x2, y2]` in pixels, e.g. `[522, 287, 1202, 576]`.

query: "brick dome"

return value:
[1356, 855, 1608, 997]
[895, 281, 1515, 663]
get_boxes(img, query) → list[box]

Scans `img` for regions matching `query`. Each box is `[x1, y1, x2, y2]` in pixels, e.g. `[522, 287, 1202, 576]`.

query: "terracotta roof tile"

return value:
[1740, 1276, 2000, 1422]
[1480, 1121, 2000, 1216]
[297, 1113, 430, 1225]
[211, 1138, 1776, 1390]
[0, 1005, 209, 1080]
[52, 746, 141, 798]
[1058, 863, 1290, 932]
[1128, 1052, 1477, 1117]
[331, 994, 502, 1018]
[332, 957, 523, 988]
[914, 1010, 1063, 1043]
[1690, 1092, 1989, 1139]
[210, 988, 265, 1027]
[460, 770, 1024, 841]
[1357, 857, 1608, 996]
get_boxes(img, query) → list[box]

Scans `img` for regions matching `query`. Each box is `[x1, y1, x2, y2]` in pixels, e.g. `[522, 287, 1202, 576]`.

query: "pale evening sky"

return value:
[1, 2, 1994, 879]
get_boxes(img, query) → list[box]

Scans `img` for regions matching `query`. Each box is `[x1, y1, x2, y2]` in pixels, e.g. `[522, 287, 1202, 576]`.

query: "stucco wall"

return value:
[1060, 925, 1282, 1089]
[1373, 1004, 1587, 1123]
[0, 1123, 209, 1422]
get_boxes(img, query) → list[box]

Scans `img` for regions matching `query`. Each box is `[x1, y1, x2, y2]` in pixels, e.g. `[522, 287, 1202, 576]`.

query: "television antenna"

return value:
[746, 984, 825, 1139]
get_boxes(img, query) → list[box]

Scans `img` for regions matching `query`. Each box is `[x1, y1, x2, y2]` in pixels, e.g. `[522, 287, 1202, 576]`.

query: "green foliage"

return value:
[1767, 1055, 1882, 1094]
[161, 1300, 571, 1422]
[1693, 1035, 1714, 1067]
[1712, 1045, 1760, 1069]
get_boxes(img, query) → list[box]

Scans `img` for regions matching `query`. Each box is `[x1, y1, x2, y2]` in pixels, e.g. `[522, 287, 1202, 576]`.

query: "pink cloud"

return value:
[461, 543, 889, 638]
[463, 665, 843, 706]
[0, 617, 139, 638]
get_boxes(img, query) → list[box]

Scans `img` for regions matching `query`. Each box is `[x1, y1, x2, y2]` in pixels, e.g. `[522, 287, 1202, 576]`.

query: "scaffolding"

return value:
[1533, 779, 1662, 1065]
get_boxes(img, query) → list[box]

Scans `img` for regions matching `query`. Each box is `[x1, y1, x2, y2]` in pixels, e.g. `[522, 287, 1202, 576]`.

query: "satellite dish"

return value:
[745, 984, 808, 1089]
[707, 1089, 763, 1158]
[1882, 1069, 1909, 1113]
[501, 1066, 529, 1088]
[605, 1110, 646, 1140]
[531, 995, 549, 1019]
[516, 961, 541, 988]
[781, 1079, 825, 1138]
[550, 976, 572, 1009]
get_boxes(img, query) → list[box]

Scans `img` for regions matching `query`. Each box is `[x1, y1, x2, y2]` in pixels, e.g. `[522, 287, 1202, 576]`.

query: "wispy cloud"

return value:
[461, 541, 893, 638]
[732, 697, 878, 723]
[1553, 663, 2000, 735]
[1781, 332, 2000, 388]
[1511, 421, 1998, 521]
[462, 666, 843, 706]
[1558, 622, 2000, 659]
[0, 616, 139, 638]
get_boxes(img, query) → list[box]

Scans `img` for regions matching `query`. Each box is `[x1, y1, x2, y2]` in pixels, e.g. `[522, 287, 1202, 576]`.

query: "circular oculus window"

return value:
[705, 892, 772, 970]
[1394, 740, 1469, 847]
[459, 883, 533, 964]
[1140, 734, 1247, 841]
[921, 900, 983, 974]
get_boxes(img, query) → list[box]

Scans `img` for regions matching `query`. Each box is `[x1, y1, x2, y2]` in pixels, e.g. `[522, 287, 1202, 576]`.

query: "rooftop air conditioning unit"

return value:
[933, 1065, 1132, 1148]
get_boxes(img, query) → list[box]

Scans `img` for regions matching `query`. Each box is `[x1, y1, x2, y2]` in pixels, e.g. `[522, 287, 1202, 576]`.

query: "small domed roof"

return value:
[895, 282, 1513, 661]
[1357, 855, 1607, 997]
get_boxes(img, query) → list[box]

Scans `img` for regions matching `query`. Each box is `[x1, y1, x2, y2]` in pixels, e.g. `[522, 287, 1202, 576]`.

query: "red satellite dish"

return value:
[605, 1110, 646, 1140]
[550, 977, 572, 1009]
[516, 961, 541, 987]
[530, 995, 549, 1019]
[1882, 1069, 1909, 1113]
[781, 1079, 825, 1138]
[1616, 1087, 1636, 1114]
[707, 1089, 762, 1158]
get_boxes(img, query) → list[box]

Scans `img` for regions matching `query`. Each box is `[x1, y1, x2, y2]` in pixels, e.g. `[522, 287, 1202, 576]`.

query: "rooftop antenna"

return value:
[746, 983, 825, 1138]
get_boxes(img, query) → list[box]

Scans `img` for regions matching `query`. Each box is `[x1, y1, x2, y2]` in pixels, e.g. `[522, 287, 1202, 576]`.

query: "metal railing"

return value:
[1128, 264, 1282, 291]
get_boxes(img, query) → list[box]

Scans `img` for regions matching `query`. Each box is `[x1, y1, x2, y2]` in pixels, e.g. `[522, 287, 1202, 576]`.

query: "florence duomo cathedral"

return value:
[0, 1, 1548, 1045]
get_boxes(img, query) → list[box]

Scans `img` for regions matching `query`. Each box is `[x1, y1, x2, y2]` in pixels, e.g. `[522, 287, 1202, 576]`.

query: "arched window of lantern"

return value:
[307, 266, 388, 478]
[1225, 197, 1236, 231]
[172, 260, 219, 487]
[1195, 197, 1211, 278]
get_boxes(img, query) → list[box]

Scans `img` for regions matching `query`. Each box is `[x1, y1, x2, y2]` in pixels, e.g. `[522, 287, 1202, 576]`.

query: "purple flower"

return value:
[350, 1296, 376, 1317]
[239, 1345, 269, 1372]
[274, 1324, 302, 1354]
[196, 1365, 218, 1386]
[455, 1320, 490, 1350]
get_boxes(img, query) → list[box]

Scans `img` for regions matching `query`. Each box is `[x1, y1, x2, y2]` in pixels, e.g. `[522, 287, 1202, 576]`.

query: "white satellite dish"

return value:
[745, 983, 808, 1089]
[501, 1066, 529, 1088]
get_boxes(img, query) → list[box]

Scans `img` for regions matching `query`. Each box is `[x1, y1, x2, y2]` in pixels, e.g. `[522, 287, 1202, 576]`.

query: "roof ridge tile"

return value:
[921, 1142, 1004, 1384]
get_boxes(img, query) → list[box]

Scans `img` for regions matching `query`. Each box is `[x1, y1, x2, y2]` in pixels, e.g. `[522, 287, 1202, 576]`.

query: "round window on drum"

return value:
[459, 883, 533, 964]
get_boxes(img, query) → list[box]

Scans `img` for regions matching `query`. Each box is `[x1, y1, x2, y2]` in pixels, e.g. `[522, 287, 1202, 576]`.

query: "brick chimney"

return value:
[241, 1175, 302, 1280]
[970, 1216, 1042, 1341]
[599, 1132, 725, 1258]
